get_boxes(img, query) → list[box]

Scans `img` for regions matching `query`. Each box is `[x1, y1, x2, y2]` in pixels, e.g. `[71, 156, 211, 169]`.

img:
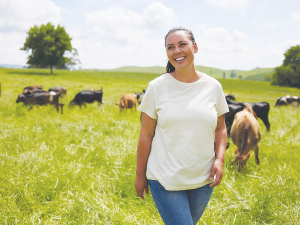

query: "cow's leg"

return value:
[55, 103, 59, 112]
[60, 104, 64, 114]
[260, 115, 270, 131]
[84, 103, 87, 108]
[254, 142, 260, 165]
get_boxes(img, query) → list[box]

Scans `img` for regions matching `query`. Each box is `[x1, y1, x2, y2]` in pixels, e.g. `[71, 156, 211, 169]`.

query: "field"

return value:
[0, 67, 300, 224]
[95, 65, 275, 81]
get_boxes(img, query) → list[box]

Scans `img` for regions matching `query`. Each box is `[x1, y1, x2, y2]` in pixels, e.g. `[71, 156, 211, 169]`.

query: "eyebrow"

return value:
[166, 41, 187, 47]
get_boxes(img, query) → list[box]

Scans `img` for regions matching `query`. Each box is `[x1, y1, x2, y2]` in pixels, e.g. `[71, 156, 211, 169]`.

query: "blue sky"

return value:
[1, 0, 300, 70]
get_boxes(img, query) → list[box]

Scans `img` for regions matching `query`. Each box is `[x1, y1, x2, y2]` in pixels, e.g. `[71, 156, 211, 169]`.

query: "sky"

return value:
[0, 0, 300, 70]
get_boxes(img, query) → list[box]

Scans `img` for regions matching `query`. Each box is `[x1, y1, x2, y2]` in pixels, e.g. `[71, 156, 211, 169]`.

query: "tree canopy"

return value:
[20, 23, 76, 74]
[271, 45, 300, 88]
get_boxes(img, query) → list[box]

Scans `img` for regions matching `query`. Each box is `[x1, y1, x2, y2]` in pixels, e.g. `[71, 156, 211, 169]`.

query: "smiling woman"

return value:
[135, 27, 229, 225]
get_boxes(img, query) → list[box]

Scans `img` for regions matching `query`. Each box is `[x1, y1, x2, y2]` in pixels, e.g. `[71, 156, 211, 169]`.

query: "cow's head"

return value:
[232, 152, 251, 172]
[16, 94, 25, 103]
[115, 102, 125, 111]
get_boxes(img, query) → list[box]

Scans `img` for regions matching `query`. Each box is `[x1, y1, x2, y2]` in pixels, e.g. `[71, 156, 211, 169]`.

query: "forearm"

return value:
[136, 135, 153, 176]
[214, 127, 227, 162]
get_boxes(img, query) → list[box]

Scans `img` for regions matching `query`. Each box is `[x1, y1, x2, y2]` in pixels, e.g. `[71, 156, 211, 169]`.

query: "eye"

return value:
[167, 46, 174, 50]
[180, 43, 186, 47]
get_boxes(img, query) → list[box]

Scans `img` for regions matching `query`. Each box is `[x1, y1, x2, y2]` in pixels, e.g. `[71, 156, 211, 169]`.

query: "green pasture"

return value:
[0, 67, 299, 224]
[95, 65, 274, 81]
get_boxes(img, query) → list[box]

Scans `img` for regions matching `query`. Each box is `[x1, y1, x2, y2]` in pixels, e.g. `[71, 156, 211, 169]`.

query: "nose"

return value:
[174, 46, 181, 54]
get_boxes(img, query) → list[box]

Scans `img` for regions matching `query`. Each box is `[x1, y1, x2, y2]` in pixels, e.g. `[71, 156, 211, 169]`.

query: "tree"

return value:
[20, 22, 75, 74]
[271, 45, 300, 88]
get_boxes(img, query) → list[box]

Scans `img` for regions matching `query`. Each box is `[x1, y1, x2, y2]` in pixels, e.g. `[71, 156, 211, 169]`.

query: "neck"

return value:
[171, 64, 200, 83]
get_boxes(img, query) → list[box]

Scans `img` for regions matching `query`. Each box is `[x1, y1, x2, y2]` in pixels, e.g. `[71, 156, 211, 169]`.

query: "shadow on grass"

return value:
[7, 70, 58, 76]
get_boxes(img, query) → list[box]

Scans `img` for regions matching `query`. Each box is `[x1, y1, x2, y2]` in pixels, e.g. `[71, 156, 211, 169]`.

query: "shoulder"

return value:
[148, 73, 168, 88]
[200, 72, 222, 89]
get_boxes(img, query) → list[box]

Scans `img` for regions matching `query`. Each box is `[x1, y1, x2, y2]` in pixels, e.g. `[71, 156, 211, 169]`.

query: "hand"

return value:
[209, 159, 224, 187]
[135, 174, 149, 199]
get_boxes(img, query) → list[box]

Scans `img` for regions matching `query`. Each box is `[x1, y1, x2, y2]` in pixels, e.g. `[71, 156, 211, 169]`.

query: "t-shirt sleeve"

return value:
[138, 84, 157, 120]
[216, 83, 229, 117]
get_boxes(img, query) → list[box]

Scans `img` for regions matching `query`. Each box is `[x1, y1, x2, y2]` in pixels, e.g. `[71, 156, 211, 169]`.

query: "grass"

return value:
[93, 65, 274, 81]
[0, 67, 300, 224]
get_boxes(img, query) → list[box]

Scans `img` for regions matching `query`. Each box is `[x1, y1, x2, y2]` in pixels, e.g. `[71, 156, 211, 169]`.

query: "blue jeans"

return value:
[148, 180, 213, 225]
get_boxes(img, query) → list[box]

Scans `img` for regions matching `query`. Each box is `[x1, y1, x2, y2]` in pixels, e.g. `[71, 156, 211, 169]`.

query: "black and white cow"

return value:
[70, 89, 103, 108]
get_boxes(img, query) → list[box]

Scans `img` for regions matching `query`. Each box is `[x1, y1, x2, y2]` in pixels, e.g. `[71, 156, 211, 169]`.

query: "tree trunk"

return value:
[50, 66, 53, 74]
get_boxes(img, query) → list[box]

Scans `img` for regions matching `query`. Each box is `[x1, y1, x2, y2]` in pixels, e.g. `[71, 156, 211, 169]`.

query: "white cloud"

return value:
[0, 0, 61, 65]
[257, 4, 267, 13]
[263, 21, 276, 27]
[252, 18, 276, 28]
[205, 0, 249, 13]
[72, 2, 176, 68]
[84, 2, 176, 44]
[142, 2, 177, 28]
[291, 11, 300, 21]
[0, 0, 61, 32]
[194, 24, 300, 70]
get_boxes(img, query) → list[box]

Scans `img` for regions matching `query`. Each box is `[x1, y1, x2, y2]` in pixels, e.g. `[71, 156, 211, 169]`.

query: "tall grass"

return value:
[0, 68, 299, 224]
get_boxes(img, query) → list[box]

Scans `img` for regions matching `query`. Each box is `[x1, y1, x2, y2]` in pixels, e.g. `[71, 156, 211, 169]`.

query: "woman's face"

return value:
[165, 30, 198, 71]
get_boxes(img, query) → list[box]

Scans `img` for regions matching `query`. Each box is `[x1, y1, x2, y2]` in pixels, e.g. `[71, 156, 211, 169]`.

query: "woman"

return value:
[135, 27, 229, 225]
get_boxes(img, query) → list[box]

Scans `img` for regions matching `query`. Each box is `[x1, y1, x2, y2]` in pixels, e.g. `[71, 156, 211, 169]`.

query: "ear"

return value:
[194, 43, 198, 53]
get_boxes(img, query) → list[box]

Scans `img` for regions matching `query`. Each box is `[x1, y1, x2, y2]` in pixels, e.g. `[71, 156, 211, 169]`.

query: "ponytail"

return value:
[166, 61, 175, 73]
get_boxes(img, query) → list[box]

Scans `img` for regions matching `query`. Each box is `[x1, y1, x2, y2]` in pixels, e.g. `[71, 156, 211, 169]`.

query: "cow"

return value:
[70, 89, 103, 108]
[134, 89, 146, 105]
[22, 85, 44, 95]
[225, 93, 236, 101]
[116, 94, 137, 112]
[275, 95, 300, 108]
[16, 91, 64, 114]
[230, 104, 261, 172]
[48, 86, 67, 97]
[225, 99, 270, 132]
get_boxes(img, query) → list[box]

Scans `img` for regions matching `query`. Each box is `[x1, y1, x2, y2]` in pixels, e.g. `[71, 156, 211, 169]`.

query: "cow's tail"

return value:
[240, 116, 250, 155]
[49, 91, 57, 102]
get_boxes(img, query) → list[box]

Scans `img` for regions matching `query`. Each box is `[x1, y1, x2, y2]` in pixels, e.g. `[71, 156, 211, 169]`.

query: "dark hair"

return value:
[165, 27, 196, 73]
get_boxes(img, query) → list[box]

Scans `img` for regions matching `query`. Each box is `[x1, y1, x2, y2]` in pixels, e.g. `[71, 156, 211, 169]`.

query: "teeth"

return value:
[175, 57, 185, 61]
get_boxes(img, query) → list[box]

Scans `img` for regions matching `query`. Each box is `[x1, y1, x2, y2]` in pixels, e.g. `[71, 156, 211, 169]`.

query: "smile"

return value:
[175, 57, 186, 61]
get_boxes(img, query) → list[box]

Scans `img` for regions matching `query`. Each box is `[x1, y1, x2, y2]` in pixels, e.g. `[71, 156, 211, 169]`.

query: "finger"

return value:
[136, 190, 145, 199]
[210, 167, 216, 180]
[145, 185, 149, 195]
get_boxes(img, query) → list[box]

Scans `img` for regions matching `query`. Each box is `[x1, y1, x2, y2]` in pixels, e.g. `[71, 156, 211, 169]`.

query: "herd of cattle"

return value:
[225, 93, 300, 171]
[15, 85, 145, 113]
[15, 85, 299, 171]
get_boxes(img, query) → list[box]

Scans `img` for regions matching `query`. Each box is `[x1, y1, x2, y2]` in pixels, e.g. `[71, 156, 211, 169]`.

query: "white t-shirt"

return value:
[138, 72, 229, 191]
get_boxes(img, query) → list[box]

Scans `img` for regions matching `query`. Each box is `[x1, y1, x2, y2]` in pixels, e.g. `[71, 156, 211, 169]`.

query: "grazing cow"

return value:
[22, 85, 44, 95]
[230, 104, 261, 171]
[116, 94, 137, 112]
[249, 102, 270, 131]
[134, 89, 146, 105]
[70, 89, 103, 108]
[275, 95, 300, 108]
[226, 99, 270, 132]
[48, 86, 67, 97]
[225, 93, 236, 101]
[16, 91, 64, 114]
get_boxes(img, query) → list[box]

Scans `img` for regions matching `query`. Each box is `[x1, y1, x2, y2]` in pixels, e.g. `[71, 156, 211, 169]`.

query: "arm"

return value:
[135, 112, 157, 199]
[209, 115, 227, 187]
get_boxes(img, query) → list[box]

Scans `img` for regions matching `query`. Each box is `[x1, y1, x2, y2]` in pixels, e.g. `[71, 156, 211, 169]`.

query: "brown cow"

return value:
[116, 94, 137, 112]
[48, 86, 67, 97]
[22, 85, 44, 95]
[16, 91, 64, 114]
[230, 104, 261, 171]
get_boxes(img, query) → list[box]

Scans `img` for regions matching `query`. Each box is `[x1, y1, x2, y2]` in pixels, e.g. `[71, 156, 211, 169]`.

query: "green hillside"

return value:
[93, 65, 275, 81]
